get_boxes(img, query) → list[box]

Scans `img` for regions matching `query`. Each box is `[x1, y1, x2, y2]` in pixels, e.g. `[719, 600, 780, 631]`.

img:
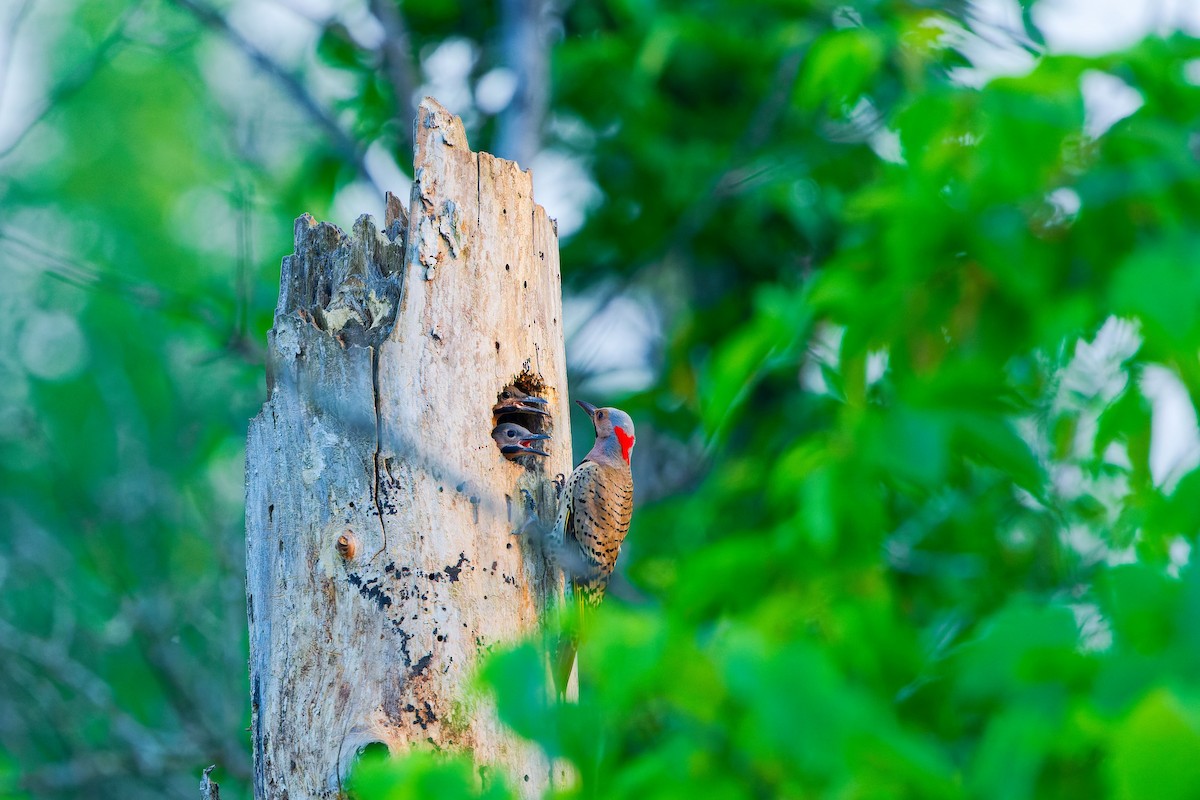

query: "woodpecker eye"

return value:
[507, 430, 516, 438]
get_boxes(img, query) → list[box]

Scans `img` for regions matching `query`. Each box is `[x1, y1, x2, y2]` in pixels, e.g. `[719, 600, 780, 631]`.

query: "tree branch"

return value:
[565, 45, 805, 358]
[495, 0, 557, 167]
[0, 1, 139, 160]
[0, 617, 164, 760]
[0, 0, 35, 117]
[168, 0, 380, 195]
[367, 0, 418, 158]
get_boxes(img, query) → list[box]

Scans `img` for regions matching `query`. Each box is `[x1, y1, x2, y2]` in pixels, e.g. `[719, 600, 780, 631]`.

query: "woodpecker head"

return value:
[577, 400, 635, 466]
[493, 385, 550, 417]
[492, 422, 551, 459]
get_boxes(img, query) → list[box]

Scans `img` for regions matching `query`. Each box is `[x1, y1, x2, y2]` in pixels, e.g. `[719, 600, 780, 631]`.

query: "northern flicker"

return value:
[492, 384, 550, 417]
[551, 400, 635, 693]
[491, 421, 551, 459]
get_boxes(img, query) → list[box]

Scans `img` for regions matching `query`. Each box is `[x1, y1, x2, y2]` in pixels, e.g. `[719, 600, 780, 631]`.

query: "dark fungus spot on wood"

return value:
[396, 627, 413, 665]
[522, 280, 527, 288]
[445, 552, 469, 582]
[505, 263, 510, 271]
[495, 341, 500, 352]
[348, 573, 393, 610]
[411, 652, 433, 677]
[405, 703, 428, 730]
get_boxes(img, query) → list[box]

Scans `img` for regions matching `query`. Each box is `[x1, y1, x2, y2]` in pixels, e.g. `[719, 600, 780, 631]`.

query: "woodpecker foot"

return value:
[509, 489, 543, 539]
[510, 516, 542, 539]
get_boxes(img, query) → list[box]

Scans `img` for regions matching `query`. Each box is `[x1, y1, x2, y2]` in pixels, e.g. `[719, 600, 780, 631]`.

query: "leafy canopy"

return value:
[4, 0, 1200, 798]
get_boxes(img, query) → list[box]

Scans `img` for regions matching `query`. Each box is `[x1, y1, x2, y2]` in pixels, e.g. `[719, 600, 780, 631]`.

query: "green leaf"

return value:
[1108, 688, 1200, 800]
[1111, 239, 1200, 349]
[797, 28, 885, 112]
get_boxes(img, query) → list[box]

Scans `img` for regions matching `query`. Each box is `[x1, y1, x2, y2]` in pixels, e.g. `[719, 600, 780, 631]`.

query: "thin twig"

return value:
[565, 45, 805, 356]
[129, 603, 252, 781]
[0, 2, 140, 160]
[0, 617, 164, 758]
[495, 0, 557, 166]
[169, 0, 380, 195]
[0, 0, 35, 114]
[0, 226, 153, 297]
[368, 0, 418, 158]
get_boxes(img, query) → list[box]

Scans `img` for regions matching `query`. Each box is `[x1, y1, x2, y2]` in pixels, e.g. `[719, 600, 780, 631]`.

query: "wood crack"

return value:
[369, 344, 389, 561]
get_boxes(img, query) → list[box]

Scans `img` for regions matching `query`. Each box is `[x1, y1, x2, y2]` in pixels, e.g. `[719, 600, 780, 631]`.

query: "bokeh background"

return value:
[4, 0, 1200, 797]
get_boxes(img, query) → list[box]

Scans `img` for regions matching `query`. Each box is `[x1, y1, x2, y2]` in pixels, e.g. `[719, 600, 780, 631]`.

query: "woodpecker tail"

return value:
[553, 632, 578, 699]
[552, 581, 587, 699]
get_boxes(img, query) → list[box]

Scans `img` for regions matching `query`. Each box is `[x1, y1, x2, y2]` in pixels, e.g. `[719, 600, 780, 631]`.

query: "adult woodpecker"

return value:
[551, 400, 635, 693]
[491, 421, 551, 459]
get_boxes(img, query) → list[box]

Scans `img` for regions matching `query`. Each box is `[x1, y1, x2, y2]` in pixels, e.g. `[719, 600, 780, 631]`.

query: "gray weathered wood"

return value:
[245, 97, 570, 799]
[200, 765, 221, 800]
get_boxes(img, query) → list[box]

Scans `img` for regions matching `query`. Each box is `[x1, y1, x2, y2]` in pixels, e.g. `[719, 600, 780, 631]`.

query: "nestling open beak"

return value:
[500, 431, 551, 458]
[493, 394, 551, 416]
[575, 400, 598, 417]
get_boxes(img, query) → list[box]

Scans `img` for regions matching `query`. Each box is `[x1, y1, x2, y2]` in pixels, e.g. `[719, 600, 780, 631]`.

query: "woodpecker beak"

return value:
[500, 431, 551, 458]
[575, 400, 598, 417]
[493, 394, 551, 416]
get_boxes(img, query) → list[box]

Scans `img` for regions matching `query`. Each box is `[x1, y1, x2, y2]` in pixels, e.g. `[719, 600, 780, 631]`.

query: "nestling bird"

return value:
[551, 400, 635, 693]
[492, 384, 551, 417]
[491, 422, 551, 459]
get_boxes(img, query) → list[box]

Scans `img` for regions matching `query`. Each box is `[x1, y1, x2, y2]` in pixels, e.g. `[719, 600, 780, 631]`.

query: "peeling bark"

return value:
[200, 765, 221, 800]
[245, 98, 569, 799]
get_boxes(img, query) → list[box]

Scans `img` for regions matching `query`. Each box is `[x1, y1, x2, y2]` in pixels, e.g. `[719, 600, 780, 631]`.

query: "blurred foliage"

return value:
[4, 0, 1200, 797]
[346, 747, 513, 800]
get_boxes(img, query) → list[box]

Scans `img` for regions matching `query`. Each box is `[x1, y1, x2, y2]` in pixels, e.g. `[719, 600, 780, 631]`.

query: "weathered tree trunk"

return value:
[245, 97, 570, 799]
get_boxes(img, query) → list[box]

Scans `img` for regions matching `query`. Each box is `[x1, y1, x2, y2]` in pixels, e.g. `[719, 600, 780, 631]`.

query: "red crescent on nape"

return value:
[614, 426, 635, 463]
